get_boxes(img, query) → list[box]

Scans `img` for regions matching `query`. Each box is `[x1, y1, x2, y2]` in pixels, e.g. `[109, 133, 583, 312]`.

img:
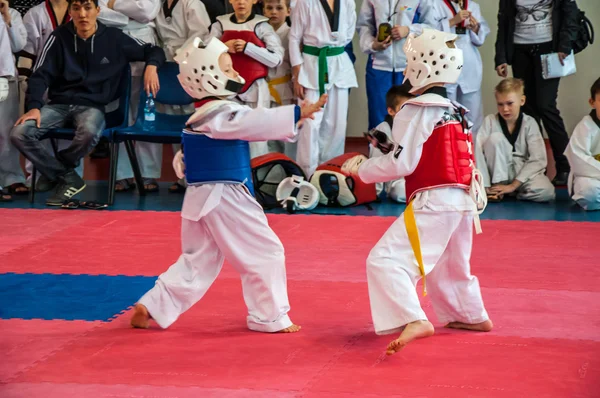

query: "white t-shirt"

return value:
[514, 0, 554, 44]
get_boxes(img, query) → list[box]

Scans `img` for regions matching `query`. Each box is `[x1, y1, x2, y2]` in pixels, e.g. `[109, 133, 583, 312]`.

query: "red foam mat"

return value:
[3, 279, 600, 397]
[1, 209, 600, 397]
[0, 320, 102, 382]
[0, 209, 599, 290]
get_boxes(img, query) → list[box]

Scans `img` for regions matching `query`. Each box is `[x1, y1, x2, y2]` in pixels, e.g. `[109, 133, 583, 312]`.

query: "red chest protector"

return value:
[405, 111, 475, 202]
[218, 14, 269, 93]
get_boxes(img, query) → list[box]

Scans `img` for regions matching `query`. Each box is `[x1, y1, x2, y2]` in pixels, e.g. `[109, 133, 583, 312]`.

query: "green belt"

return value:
[302, 45, 346, 96]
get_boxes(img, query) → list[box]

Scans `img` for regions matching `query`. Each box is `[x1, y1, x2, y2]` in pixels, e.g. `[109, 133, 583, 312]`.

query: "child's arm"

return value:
[188, 96, 327, 142]
[408, 0, 439, 36]
[243, 22, 284, 68]
[288, 0, 307, 98]
[97, 0, 130, 28]
[466, 3, 490, 47]
[6, 8, 27, 53]
[515, 121, 549, 185]
[356, 0, 378, 55]
[344, 0, 357, 46]
[109, 0, 161, 24]
[474, 117, 492, 188]
[356, 105, 440, 184]
[185, 0, 212, 43]
[566, 120, 600, 179]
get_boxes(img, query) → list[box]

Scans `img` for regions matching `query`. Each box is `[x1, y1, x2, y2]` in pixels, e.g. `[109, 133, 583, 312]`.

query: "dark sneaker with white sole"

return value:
[36, 174, 58, 192]
[46, 171, 86, 206]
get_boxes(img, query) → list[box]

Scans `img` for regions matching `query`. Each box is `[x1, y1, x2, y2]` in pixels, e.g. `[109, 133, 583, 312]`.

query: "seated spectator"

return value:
[10, 0, 165, 206]
[22, 0, 73, 193]
[564, 78, 600, 211]
[0, 1, 28, 195]
[475, 78, 555, 202]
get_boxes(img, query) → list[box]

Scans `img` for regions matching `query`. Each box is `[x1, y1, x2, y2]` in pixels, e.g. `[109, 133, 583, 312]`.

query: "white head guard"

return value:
[174, 37, 245, 100]
[402, 28, 464, 93]
[0, 77, 8, 102]
[276, 175, 320, 213]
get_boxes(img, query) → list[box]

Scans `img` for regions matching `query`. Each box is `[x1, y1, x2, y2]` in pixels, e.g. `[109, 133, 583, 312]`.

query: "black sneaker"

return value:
[36, 174, 58, 192]
[551, 171, 569, 186]
[46, 171, 86, 206]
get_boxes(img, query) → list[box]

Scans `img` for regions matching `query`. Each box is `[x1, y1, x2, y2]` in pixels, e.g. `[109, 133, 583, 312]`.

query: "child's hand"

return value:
[450, 10, 471, 27]
[233, 40, 247, 53]
[300, 94, 328, 119]
[391, 26, 409, 41]
[372, 36, 392, 52]
[224, 40, 237, 53]
[294, 81, 305, 100]
[172, 150, 185, 179]
[364, 129, 394, 154]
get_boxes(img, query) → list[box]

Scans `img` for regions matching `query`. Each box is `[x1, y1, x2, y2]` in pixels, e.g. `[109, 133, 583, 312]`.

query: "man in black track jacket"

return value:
[11, 0, 165, 205]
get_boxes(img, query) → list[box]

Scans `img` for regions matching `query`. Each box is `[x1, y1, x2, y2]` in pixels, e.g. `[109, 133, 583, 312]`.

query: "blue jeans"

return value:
[365, 56, 405, 130]
[10, 104, 105, 181]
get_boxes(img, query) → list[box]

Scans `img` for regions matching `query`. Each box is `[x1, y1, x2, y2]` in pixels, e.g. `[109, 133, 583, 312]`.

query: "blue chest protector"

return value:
[182, 132, 254, 193]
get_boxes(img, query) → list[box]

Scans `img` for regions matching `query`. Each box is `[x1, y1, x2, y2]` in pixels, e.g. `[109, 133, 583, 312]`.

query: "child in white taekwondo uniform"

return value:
[367, 84, 415, 203]
[432, 0, 489, 134]
[98, 0, 164, 192]
[264, 0, 293, 155]
[130, 37, 327, 332]
[209, 0, 284, 159]
[348, 28, 492, 355]
[289, 0, 358, 177]
[357, 0, 437, 130]
[476, 78, 555, 203]
[155, 0, 211, 193]
[564, 78, 600, 211]
[0, 2, 27, 195]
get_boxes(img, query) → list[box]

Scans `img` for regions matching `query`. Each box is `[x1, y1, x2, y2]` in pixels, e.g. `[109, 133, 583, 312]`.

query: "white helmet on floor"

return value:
[0, 77, 8, 102]
[402, 28, 464, 93]
[174, 37, 245, 100]
[276, 175, 319, 213]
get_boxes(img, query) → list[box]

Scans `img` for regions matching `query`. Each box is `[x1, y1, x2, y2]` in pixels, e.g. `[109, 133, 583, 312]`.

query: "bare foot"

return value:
[445, 319, 493, 332]
[277, 324, 301, 333]
[386, 320, 434, 356]
[130, 303, 150, 329]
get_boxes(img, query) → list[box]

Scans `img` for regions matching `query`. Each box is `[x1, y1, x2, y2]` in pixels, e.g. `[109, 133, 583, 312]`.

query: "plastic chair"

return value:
[112, 62, 194, 197]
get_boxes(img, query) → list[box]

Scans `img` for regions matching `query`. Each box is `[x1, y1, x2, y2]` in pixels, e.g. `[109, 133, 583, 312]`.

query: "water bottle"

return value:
[143, 93, 156, 132]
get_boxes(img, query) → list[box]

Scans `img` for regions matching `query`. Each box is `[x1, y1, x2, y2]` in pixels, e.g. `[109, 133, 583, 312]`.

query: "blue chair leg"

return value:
[29, 167, 37, 204]
[124, 140, 146, 197]
[108, 141, 118, 206]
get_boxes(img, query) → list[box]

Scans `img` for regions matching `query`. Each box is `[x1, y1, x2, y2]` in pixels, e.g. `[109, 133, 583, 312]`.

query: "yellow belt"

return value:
[267, 75, 292, 105]
[404, 200, 427, 296]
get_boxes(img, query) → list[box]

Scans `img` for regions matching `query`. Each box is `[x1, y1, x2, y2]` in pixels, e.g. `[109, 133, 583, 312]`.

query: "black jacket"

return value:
[26, 21, 165, 111]
[494, 0, 580, 67]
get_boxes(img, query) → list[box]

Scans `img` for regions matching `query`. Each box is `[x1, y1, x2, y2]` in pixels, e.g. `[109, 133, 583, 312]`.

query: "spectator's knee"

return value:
[77, 119, 105, 147]
[10, 122, 37, 148]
